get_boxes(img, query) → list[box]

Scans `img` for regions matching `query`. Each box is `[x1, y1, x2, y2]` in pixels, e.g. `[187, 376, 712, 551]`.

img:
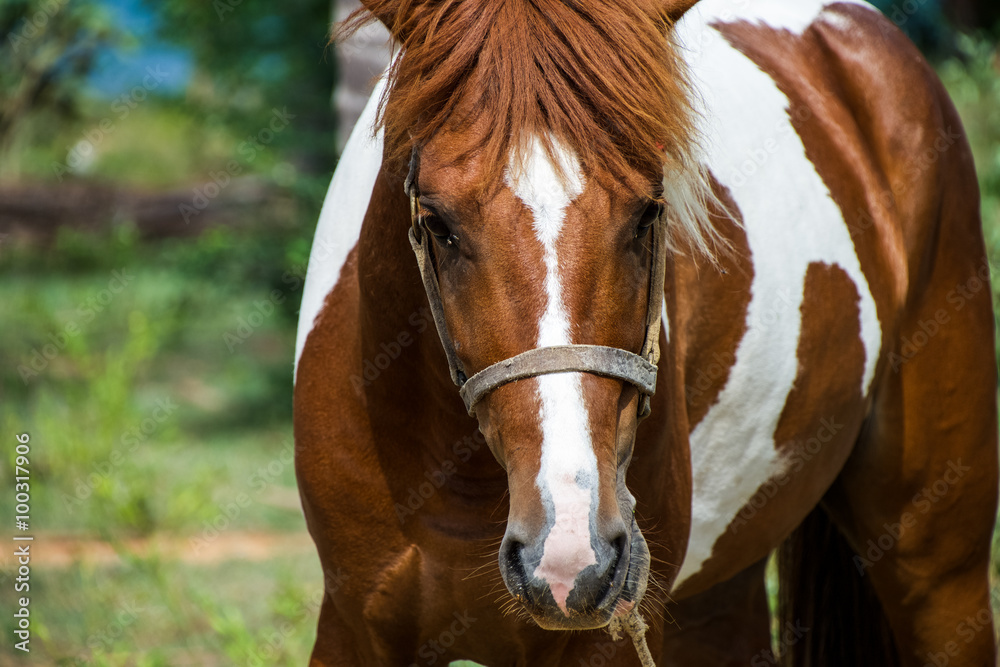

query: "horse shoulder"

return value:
[670, 0, 943, 591]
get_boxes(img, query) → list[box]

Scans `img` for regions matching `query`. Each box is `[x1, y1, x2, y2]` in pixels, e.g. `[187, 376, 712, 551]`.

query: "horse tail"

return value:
[777, 503, 901, 666]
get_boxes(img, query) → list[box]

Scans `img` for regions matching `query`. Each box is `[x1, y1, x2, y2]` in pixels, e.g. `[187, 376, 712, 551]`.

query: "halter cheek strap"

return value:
[405, 151, 668, 418]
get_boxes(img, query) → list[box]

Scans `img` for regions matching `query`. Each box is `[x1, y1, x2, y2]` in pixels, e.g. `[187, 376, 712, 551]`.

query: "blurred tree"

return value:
[0, 0, 124, 153]
[944, 0, 1000, 35]
[868, 0, 1000, 59]
[148, 0, 337, 175]
[868, 0, 954, 57]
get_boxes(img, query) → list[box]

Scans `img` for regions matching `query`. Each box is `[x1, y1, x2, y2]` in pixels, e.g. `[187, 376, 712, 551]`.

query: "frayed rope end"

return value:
[607, 608, 656, 667]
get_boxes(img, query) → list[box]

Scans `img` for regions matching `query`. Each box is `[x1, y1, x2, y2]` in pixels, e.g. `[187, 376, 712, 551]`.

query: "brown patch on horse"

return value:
[770, 263, 867, 457]
[294, 243, 410, 663]
[622, 250, 694, 598]
[354, 165, 513, 535]
[298, 168, 539, 663]
[338, 0, 696, 193]
[673, 175, 752, 431]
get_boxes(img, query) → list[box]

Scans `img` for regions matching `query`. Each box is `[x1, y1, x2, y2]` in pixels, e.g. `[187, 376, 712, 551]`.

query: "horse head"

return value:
[412, 126, 664, 629]
[344, 0, 706, 631]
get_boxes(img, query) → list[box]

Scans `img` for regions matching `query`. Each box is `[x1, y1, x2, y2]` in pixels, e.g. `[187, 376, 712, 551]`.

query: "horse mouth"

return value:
[522, 517, 651, 631]
[619, 516, 651, 612]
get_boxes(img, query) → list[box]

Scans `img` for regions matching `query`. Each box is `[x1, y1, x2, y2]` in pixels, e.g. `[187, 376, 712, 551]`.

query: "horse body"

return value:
[295, 1, 998, 665]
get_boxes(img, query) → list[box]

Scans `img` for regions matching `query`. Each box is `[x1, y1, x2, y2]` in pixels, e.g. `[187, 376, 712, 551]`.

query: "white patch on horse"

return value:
[672, 0, 882, 587]
[506, 137, 597, 615]
[294, 75, 387, 377]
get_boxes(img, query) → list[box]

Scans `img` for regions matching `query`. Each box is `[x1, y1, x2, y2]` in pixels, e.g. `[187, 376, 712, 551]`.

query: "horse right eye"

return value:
[420, 210, 459, 248]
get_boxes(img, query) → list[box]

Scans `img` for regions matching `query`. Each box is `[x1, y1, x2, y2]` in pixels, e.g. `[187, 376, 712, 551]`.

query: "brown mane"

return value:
[339, 0, 697, 194]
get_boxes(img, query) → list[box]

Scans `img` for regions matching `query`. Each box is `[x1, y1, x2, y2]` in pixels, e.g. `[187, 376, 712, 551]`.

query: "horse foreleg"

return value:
[660, 556, 775, 666]
[309, 596, 365, 666]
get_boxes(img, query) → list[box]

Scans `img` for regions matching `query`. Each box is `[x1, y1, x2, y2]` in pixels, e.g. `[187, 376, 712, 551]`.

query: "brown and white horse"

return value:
[294, 0, 999, 664]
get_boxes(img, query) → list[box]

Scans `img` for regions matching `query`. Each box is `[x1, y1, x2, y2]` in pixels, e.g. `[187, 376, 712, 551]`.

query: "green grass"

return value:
[1, 220, 317, 663]
[2, 252, 302, 536]
[17, 552, 322, 666]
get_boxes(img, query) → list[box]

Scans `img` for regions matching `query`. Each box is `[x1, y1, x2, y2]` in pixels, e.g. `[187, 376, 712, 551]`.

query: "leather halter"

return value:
[405, 150, 668, 418]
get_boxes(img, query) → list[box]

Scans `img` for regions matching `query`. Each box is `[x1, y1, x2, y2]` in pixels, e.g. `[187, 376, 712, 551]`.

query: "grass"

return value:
[1, 220, 318, 663]
[25, 552, 322, 666]
[0, 34, 998, 667]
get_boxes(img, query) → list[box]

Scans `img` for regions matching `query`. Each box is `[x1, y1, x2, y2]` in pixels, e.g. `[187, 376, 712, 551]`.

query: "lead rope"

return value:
[608, 608, 656, 667]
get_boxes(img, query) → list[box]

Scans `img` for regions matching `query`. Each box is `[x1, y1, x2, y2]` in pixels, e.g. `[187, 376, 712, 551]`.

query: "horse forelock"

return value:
[336, 0, 723, 257]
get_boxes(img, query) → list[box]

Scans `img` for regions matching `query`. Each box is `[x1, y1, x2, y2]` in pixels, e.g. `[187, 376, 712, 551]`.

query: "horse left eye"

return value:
[635, 200, 663, 239]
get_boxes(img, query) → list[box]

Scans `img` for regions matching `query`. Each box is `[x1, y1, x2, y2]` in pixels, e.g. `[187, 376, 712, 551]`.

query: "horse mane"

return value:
[338, 0, 723, 256]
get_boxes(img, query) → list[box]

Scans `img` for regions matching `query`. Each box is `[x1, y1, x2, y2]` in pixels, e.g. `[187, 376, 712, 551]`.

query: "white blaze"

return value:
[507, 137, 597, 615]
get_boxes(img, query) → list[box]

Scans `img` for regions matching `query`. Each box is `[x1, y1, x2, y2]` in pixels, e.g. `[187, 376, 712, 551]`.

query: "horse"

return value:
[293, 0, 999, 664]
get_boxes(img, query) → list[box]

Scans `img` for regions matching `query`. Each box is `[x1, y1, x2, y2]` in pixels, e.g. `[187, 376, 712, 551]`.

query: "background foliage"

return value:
[0, 0, 999, 664]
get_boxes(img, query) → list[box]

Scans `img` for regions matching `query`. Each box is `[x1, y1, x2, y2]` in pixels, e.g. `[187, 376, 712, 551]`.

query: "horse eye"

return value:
[635, 200, 663, 239]
[420, 209, 459, 248]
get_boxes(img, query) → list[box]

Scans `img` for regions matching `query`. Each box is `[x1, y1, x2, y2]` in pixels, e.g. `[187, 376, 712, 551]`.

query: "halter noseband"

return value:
[405, 150, 668, 418]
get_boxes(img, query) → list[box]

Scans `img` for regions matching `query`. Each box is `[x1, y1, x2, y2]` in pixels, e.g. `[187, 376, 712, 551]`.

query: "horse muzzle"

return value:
[498, 513, 650, 630]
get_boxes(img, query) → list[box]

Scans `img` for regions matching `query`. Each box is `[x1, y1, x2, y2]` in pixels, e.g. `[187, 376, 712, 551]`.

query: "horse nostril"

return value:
[500, 538, 531, 601]
[611, 533, 626, 564]
[504, 539, 523, 572]
[605, 533, 627, 584]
